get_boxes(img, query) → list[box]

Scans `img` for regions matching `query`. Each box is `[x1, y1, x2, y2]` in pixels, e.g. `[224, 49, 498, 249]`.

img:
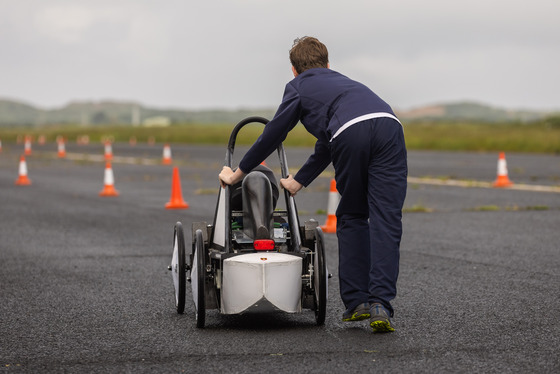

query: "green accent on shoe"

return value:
[342, 303, 371, 322]
[342, 311, 371, 322]
[369, 303, 395, 332]
[370, 320, 395, 333]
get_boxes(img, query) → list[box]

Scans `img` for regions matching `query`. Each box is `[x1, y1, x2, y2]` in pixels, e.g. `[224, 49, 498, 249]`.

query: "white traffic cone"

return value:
[104, 141, 113, 161]
[15, 155, 32, 185]
[99, 161, 119, 196]
[162, 144, 172, 164]
[493, 152, 513, 188]
[24, 137, 32, 155]
[57, 140, 66, 158]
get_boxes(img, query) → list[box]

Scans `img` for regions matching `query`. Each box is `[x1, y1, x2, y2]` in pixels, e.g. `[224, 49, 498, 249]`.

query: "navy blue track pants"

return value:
[330, 117, 407, 316]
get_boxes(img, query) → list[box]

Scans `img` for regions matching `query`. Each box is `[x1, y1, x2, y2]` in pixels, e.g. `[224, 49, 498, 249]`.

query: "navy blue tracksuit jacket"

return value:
[239, 67, 407, 315]
[239, 68, 397, 185]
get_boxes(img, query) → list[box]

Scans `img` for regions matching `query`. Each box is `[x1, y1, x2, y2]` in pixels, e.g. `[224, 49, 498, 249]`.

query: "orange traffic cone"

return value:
[57, 140, 66, 158]
[24, 137, 32, 156]
[321, 179, 339, 233]
[99, 161, 119, 196]
[104, 141, 113, 161]
[162, 144, 172, 165]
[15, 155, 32, 185]
[493, 152, 513, 188]
[0, 138, 3, 152]
[129, 136, 137, 146]
[165, 167, 189, 209]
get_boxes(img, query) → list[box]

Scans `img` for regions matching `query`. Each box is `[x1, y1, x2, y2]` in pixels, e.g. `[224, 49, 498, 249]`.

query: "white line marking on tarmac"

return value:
[33, 151, 560, 193]
[64, 152, 159, 165]
[408, 177, 560, 193]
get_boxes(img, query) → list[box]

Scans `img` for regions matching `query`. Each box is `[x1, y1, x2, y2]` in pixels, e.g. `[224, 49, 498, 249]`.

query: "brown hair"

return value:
[289, 36, 329, 74]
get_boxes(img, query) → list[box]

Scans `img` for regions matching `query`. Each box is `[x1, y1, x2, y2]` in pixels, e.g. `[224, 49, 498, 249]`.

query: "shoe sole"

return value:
[370, 320, 395, 333]
[342, 312, 370, 322]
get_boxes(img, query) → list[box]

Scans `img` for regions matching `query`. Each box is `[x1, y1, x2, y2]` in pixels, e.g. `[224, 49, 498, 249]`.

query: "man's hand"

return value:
[219, 166, 246, 188]
[280, 174, 303, 196]
[218, 166, 234, 188]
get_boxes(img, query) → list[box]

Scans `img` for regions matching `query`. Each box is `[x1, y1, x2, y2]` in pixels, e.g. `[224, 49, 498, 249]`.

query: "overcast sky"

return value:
[1, 0, 559, 111]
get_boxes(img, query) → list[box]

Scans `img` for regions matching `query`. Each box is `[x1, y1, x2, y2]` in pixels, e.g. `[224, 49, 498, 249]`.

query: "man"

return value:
[219, 36, 407, 333]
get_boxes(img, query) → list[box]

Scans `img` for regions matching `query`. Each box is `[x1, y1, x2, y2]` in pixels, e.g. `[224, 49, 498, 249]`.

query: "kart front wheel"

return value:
[192, 229, 206, 328]
[313, 227, 327, 326]
[171, 222, 186, 314]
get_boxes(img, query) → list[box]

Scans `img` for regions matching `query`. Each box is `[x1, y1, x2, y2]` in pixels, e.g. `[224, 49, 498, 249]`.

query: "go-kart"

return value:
[169, 116, 328, 328]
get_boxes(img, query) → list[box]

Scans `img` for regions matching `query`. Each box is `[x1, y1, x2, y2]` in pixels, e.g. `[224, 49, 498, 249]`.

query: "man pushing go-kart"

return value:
[219, 36, 407, 333]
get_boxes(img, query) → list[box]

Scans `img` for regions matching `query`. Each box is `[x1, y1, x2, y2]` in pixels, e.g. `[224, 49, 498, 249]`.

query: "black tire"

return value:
[172, 222, 186, 314]
[313, 227, 327, 325]
[194, 229, 206, 328]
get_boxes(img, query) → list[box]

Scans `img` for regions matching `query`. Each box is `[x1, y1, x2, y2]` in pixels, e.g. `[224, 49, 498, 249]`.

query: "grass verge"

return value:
[2, 120, 560, 153]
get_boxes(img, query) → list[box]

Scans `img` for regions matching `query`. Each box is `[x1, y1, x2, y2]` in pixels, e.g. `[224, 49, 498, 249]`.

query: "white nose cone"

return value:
[221, 253, 302, 314]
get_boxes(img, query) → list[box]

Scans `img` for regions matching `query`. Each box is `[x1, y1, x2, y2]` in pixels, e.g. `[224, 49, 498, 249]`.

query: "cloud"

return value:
[34, 4, 102, 44]
[0, 0, 559, 109]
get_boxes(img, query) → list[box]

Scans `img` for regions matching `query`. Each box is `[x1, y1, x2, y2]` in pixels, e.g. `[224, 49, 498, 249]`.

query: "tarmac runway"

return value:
[1, 140, 559, 373]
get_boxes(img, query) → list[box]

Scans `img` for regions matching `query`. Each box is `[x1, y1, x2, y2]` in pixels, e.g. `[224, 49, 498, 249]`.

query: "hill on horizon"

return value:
[395, 102, 553, 122]
[0, 98, 556, 127]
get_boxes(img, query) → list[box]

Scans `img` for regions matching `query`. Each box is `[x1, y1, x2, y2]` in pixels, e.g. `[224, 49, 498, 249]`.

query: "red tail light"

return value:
[253, 239, 275, 250]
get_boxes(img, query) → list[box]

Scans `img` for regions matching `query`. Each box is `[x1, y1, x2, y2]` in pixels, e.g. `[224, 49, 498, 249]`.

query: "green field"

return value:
[403, 121, 560, 153]
[1, 119, 560, 153]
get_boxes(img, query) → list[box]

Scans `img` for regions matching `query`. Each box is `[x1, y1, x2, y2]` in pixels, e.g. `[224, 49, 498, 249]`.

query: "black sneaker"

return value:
[342, 303, 370, 322]
[369, 303, 395, 333]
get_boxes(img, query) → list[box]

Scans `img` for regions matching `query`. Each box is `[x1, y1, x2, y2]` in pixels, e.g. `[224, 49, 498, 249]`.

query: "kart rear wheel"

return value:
[192, 229, 206, 328]
[313, 227, 327, 325]
[172, 222, 186, 314]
